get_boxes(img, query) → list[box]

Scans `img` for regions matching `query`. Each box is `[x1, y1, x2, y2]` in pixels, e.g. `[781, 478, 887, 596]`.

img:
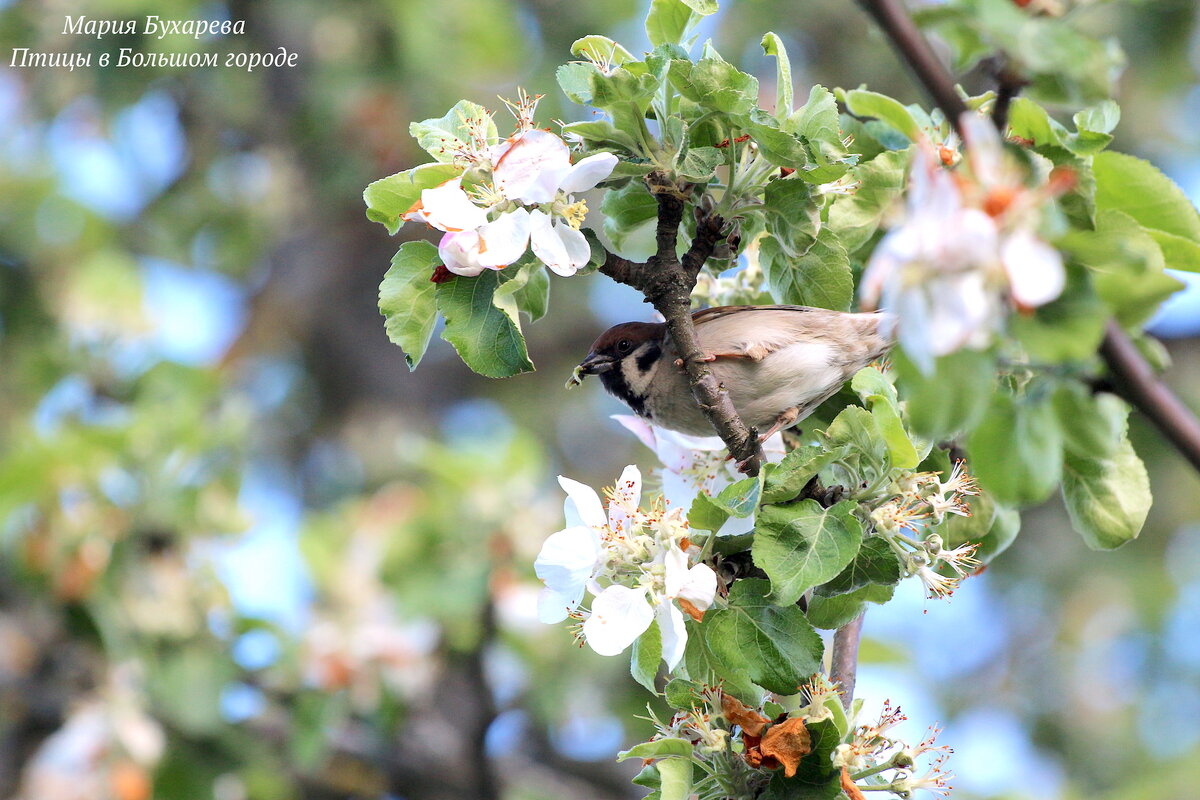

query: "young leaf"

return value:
[493, 259, 549, 322]
[435, 270, 535, 378]
[788, 85, 841, 150]
[894, 349, 995, 441]
[752, 500, 864, 606]
[760, 32, 793, 118]
[618, 738, 695, 761]
[842, 89, 921, 141]
[703, 579, 824, 694]
[363, 163, 461, 234]
[761, 228, 853, 311]
[631, 618, 663, 693]
[668, 58, 759, 114]
[815, 536, 902, 596]
[806, 582, 894, 630]
[828, 148, 910, 255]
[761, 444, 849, 504]
[409, 100, 496, 163]
[378, 241, 440, 370]
[1053, 383, 1128, 460]
[646, 0, 699, 48]
[1062, 431, 1151, 550]
[571, 35, 636, 66]
[851, 367, 917, 469]
[658, 757, 694, 800]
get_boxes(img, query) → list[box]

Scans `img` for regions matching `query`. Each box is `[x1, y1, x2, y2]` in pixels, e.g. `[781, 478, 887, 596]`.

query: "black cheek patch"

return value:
[599, 369, 649, 419]
[636, 343, 661, 374]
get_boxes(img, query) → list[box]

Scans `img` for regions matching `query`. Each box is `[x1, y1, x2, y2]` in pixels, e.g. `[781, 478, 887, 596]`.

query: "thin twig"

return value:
[857, 0, 1200, 475]
[599, 171, 764, 474]
[830, 614, 866, 710]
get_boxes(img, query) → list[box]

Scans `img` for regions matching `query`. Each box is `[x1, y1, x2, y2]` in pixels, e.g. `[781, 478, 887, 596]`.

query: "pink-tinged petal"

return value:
[611, 415, 659, 452]
[537, 585, 586, 624]
[582, 585, 653, 656]
[493, 130, 572, 204]
[662, 545, 691, 599]
[959, 112, 1006, 188]
[557, 475, 607, 529]
[607, 465, 642, 537]
[529, 209, 571, 273]
[1002, 229, 1065, 309]
[560, 152, 619, 193]
[534, 526, 601, 598]
[411, 177, 488, 232]
[656, 602, 688, 670]
[477, 208, 531, 269]
[438, 230, 488, 277]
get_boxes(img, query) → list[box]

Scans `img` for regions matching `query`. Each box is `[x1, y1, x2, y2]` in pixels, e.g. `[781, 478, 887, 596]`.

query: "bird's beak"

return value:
[577, 352, 616, 375]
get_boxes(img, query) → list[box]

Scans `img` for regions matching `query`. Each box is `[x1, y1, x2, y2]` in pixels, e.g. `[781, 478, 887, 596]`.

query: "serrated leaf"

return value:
[761, 444, 848, 504]
[632, 618, 663, 693]
[646, 0, 698, 47]
[1062, 429, 1150, 550]
[1094, 151, 1200, 271]
[378, 241, 440, 369]
[843, 90, 920, 141]
[763, 179, 819, 256]
[761, 32, 793, 118]
[664, 678, 702, 709]
[761, 228, 853, 311]
[409, 100, 496, 163]
[828, 148, 910, 254]
[753, 500, 863, 606]
[817, 537, 902, 596]
[967, 391, 1063, 507]
[435, 270, 534, 378]
[363, 163, 461, 234]
[669, 58, 759, 115]
[676, 146, 724, 181]
[704, 579, 824, 694]
[806, 582, 894, 630]
[851, 367, 917, 469]
[788, 85, 841, 148]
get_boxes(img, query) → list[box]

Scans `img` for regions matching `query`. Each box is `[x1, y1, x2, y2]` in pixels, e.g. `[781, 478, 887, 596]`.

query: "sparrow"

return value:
[570, 305, 892, 439]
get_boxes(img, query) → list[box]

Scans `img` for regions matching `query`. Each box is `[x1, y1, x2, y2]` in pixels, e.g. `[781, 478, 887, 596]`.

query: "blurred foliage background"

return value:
[0, 1, 1199, 799]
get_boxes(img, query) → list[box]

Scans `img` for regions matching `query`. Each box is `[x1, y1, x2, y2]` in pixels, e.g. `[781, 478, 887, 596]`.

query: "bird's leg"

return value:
[673, 351, 753, 368]
[758, 406, 801, 441]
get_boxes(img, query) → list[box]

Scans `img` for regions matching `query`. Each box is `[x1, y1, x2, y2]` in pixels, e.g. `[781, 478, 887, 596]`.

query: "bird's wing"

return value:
[692, 305, 884, 361]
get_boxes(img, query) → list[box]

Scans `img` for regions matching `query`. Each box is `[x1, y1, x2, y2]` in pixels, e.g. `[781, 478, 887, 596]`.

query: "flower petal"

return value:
[529, 210, 586, 276]
[607, 465, 642, 537]
[409, 177, 489, 232]
[611, 414, 658, 452]
[554, 221, 592, 277]
[1001, 229, 1065, 309]
[534, 525, 601, 597]
[493, 130, 571, 204]
[656, 602, 688, 670]
[537, 585, 586, 624]
[582, 585, 653, 656]
[478, 207, 531, 269]
[558, 475, 607, 529]
[676, 563, 717, 612]
[559, 152, 619, 194]
[438, 230, 488, 277]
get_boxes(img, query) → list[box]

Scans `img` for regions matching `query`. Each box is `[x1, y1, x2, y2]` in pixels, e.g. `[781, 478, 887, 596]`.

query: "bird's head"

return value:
[576, 321, 665, 377]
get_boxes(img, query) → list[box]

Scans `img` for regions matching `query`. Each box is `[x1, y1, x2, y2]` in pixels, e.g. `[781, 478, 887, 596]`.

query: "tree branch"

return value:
[598, 171, 764, 474]
[857, 0, 1200, 474]
[830, 614, 865, 710]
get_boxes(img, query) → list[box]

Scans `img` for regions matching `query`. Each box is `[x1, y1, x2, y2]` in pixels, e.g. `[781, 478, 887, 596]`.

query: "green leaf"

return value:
[658, 757, 694, 800]
[843, 89, 920, 141]
[1062, 430, 1151, 550]
[894, 349, 995, 441]
[1009, 263, 1107, 363]
[646, 0, 699, 47]
[687, 476, 760, 532]
[851, 367, 917, 469]
[1006, 97, 1060, 148]
[664, 678, 703, 709]
[760, 32, 793, 118]
[762, 179, 819, 257]
[363, 163, 461, 234]
[409, 100, 496, 163]
[676, 146, 724, 181]
[618, 738, 694, 761]
[633, 763, 662, 790]
[684, 619, 761, 703]
[378, 241, 440, 369]
[704, 579, 824, 694]
[789, 85, 841, 149]
[761, 444, 848, 504]
[753, 500, 863, 606]
[679, 0, 718, 13]
[761, 228, 853, 311]
[828, 148, 910, 255]
[561, 120, 641, 153]
[939, 490, 1020, 564]
[1061, 209, 1185, 326]
[668, 58, 759, 115]
[1094, 151, 1200, 271]
[435, 270, 534, 378]
[806, 582, 894, 630]
[632, 618, 663, 693]
[1053, 383, 1128, 460]
[816, 536, 902, 596]
[571, 35, 636, 66]
[493, 259, 549, 322]
[967, 391, 1063, 507]
[602, 181, 659, 253]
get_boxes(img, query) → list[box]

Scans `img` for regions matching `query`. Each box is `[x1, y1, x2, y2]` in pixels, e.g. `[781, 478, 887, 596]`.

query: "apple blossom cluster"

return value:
[834, 699, 954, 799]
[862, 461, 983, 600]
[402, 91, 617, 277]
[860, 112, 1070, 372]
[534, 465, 717, 668]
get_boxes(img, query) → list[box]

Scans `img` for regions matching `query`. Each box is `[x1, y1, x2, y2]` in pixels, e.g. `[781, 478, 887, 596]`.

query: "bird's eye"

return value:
[617, 339, 632, 354]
